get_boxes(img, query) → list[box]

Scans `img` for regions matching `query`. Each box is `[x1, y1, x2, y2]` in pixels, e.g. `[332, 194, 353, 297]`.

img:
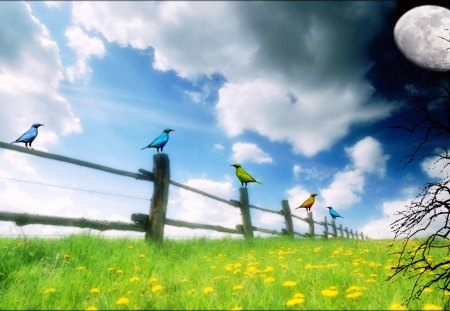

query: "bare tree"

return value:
[389, 83, 450, 308]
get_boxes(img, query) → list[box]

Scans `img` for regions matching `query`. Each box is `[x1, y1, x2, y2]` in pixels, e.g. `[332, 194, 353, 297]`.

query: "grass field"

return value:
[0, 235, 448, 310]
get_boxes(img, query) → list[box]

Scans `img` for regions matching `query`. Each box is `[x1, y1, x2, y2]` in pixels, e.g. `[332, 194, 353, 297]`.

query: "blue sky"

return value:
[0, 1, 449, 239]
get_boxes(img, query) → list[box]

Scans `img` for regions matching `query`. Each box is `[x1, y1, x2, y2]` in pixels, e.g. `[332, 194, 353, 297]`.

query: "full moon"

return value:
[394, 5, 450, 72]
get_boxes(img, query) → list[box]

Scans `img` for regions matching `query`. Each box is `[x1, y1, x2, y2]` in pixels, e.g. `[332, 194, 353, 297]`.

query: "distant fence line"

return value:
[0, 141, 368, 243]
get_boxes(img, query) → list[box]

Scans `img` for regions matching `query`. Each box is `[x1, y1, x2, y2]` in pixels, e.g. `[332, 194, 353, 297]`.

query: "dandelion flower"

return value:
[263, 266, 274, 273]
[230, 306, 243, 311]
[129, 276, 140, 282]
[127, 245, 134, 250]
[152, 285, 163, 293]
[116, 269, 123, 274]
[116, 297, 129, 305]
[149, 277, 158, 284]
[444, 290, 450, 296]
[44, 288, 56, 294]
[76, 266, 85, 271]
[293, 293, 304, 299]
[282, 281, 297, 287]
[346, 291, 363, 299]
[366, 278, 376, 283]
[233, 285, 244, 291]
[85, 307, 98, 311]
[138, 254, 145, 258]
[390, 303, 407, 311]
[321, 288, 339, 298]
[423, 287, 433, 293]
[90, 288, 100, 294]
[286, 298, 304, 306]
[203, 286, 214, 294]
[264, 277, 276, 284]
[422, 304, 442, 311]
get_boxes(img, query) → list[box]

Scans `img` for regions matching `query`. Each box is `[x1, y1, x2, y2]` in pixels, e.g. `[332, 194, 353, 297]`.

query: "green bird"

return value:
[231, 163, 262, 188]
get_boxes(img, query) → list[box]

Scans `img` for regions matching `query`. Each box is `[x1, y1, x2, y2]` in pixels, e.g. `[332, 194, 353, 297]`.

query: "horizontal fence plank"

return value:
[0, 211, 144, 232]
[249, 204, 283, 215]
[252, 226, 282, 235]
[165, 218, 242, 235]
[294, 231, 310, 237]
[0, 142, 153, 181]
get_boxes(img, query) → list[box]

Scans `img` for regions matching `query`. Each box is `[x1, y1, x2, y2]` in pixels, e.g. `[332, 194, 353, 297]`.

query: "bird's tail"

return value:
[255, 180, 262, 184]
[140, 146, 148, 150]
[10, 141, 17, 144]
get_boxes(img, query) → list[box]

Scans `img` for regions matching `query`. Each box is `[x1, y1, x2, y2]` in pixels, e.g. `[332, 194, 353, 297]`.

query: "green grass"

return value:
[0, 235, 448, 310]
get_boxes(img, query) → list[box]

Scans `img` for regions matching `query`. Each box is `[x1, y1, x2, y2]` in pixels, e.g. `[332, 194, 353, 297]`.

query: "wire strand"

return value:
[0, 175, 150, 201]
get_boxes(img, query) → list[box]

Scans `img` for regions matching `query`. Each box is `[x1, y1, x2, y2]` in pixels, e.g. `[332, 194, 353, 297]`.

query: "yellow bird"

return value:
[296, 193, 318, 212]
[231, 163, 262, 188]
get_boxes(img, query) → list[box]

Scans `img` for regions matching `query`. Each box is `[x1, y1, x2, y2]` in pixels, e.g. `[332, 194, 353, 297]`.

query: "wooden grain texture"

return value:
[281, 200, 294, 238]
[239, 188, 253, 238]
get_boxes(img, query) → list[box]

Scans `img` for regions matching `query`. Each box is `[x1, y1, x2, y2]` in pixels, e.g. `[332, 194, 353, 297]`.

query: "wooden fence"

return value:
[0, 141, 368, 243]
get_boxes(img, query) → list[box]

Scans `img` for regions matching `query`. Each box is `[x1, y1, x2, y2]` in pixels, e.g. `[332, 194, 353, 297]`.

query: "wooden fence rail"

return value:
[0, 142, 369, 242]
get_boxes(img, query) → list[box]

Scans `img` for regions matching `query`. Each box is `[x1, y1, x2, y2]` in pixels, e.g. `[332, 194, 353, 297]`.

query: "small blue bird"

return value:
[327, 206, 343, 221]
[141, 128, 174, 153]
[11, 123, 44, 149]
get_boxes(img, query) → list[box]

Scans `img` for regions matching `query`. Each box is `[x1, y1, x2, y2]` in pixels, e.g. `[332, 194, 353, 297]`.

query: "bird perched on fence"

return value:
[327, 206, 343, 221]
[231, 163, 262, 188]
[296, 193, 318, 212]
[10, 123, 44, 149]
[141, 128, 174, 154]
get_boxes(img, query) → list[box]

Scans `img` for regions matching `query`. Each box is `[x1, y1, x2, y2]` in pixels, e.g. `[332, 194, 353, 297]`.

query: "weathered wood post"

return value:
[344, 227, 349, 239]
[323, 216, 329, 239]
[355, 230, 359, 240]
[239, 188, 253, 238]
[281, 200, 294, 238]
[307, 211, 315, 237]
[350, 229, 354, 239]
[146, 154, 170, 244]
[360, 232, 365, 240]
[331, 219, 337, 237]
[338, 224, 344, 238]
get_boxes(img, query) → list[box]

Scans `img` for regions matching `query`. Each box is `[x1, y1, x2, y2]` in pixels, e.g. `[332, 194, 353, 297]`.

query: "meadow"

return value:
[0, 235, 448, 310]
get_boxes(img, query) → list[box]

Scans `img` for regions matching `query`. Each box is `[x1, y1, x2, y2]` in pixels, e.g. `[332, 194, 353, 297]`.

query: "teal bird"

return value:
[327, 206, 343, 221]
[141, 128, 174, 153]
[11, 123, 44, 149]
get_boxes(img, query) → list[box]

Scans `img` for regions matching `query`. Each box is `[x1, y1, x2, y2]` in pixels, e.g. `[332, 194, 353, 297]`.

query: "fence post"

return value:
[331, 219, 337, 237]
[281, 200, 294, 238]
[350, 229, 354, 239]
[360, 232, 364, 240]
[323, 216, 329, 239]
[146, 154, 170, 244]
[307, 212, 315, 237]
[339, 224, 344, 238]
[355, 230, 359, 240]
[239, 188, 253, 238]
[344, 227, 349, 239]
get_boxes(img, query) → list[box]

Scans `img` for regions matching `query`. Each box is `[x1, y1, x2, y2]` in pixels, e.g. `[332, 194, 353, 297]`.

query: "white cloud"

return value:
[65, 26, 106, 82]
[321, 136, 389, 209]
[293, 164, 302, 178]
[70, 2, 395, 157]
[44, 1, 62, 9]
[232, 142, 273, 164]
[421, 152, 450, 180]
[213, 143, 225, 151]
[0, 2, 81, 150]
[345, 136, 390, 177]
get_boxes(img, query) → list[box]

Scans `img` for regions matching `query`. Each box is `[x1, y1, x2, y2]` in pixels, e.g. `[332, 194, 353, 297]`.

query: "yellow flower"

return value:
[90, 288, 100, 294]
[85, 307, 98, 311]
[264, 277, 276, 283]
[366, 278, 376, 283]
[321, 288, 339, 298]
[187, 288, 196, 295]
[286, 298, 304, 306]
[314, 247, 321, 253]
[423, 287, 433, 293]
[116, 297, 129, 305]
[76, 266, 85, 271]
[232, 285, 244, 291]
[180, 277, 188, 283]
[444, 290, 450, 296]
[422, 304, 442, 311]
[151, 285, 163, 293]
[149, 277, 158, 284]
[129, 276, 140, 282]
[230, 307, 243, 311]
[346, 291, 363, 299]
[263, 266, 274, 273]
[127, 245, 134, 250]
[389, 303, 407, 311]
[116, 269, 123, 274]
[282, 281, 297, 287]
[203, 286, 214, 294]
[44, 288, 56, 294]
[293, 293, 304, 299]
[138, 254, 146, 258]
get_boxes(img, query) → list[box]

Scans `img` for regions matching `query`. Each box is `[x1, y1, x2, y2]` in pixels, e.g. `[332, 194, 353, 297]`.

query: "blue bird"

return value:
[327, 206, 343, 221]
[141, 128, 174, 153]
[11, 123, 44, 149]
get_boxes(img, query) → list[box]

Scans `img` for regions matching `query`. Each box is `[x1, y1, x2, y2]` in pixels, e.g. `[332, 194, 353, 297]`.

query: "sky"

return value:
[0, 0, 449, 239]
